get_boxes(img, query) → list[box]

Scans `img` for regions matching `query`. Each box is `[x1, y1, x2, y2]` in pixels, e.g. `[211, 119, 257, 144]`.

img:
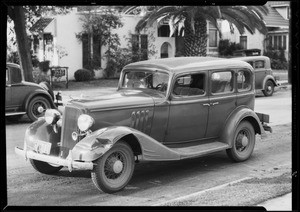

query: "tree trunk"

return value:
[11, 6, 34, 82]
[184, 16, 208, 57]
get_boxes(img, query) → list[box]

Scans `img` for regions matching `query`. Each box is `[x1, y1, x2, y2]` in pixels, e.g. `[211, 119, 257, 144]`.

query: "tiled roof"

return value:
[30, 18, 53, 32]
[263, 2, 289, 27]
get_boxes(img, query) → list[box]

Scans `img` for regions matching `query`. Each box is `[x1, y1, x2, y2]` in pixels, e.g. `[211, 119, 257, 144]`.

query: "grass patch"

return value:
[163, 171, 291, 206]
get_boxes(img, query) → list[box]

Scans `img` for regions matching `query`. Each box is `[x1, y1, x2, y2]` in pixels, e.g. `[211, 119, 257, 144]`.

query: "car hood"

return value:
[69, 89, 156, 111]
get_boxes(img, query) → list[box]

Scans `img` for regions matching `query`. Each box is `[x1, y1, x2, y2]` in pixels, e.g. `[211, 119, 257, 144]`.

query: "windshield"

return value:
[121, 70, 170, 94]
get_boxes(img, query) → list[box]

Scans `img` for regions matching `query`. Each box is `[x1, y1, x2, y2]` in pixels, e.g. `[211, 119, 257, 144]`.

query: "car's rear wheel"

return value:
[262, 80, 274, 96]
[30, 159, 63, 174]
[27, 96, 51, 121]
[91, 141, 135, 193]
[226, 121, 255, 162]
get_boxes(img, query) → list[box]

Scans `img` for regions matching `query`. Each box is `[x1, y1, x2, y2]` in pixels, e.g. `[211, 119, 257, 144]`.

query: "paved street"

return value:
[5, 88, 292, 206]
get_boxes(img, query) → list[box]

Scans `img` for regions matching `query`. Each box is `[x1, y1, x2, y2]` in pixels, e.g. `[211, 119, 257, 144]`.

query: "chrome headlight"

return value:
[45, 109, 61, 125]
[77, 114, 94, 132]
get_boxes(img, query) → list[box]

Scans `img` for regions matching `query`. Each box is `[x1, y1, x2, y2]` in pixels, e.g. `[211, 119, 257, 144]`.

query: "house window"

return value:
[268, 35, 287, 50]
[82, 33, 101, 69]
[33, 35, 39, 54]
[209, 23, 217, 47]
[158, 25, 170, 37]
[132, 34, 148, 61]
[161, 42, 171, 58]
[283, 35, 287, 50]
[240, 36, 247, 49]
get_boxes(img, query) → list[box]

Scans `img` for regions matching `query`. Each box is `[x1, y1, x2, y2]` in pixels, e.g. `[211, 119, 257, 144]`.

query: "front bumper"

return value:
[15, 146, 94, 172]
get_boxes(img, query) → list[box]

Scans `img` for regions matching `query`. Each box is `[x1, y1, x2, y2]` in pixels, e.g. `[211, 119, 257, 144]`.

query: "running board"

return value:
[6, 112, 26, 116]
[170, 141, 229, 159]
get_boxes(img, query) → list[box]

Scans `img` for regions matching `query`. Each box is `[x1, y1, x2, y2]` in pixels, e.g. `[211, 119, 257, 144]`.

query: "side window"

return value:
[10, 67, 22, 84]
[173, 73, 205, 96]
[237, 69, 252, 92]
[254, 60, 265, 69]
[211, 71, 233, 94]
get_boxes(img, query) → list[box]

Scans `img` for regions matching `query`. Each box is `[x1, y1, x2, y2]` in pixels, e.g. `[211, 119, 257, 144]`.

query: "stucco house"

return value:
[29, 7, 221, 80]
[30, 2, 289, 81]
[220, 1, 290, 59]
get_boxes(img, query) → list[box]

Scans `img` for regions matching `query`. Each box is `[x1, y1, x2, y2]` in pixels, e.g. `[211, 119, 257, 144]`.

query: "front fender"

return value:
[262, 75, 278, 88]
[71, 126, 181, 162]
[220, 107, 266, 148]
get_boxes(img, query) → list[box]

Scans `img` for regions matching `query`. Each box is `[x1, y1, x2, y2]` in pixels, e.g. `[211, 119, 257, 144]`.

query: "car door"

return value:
[164, 71, 209, 144]
[253, 59, 266, 89]
[205, 69, 237, 139]
[9, 66, 26, 110]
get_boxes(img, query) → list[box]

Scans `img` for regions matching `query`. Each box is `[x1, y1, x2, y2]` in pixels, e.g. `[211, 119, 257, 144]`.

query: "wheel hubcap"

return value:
[104, 152, 125, 179]
[267, 86, 272, 91]
[236, 130, 249, 152]
[113, 160, 123, 174]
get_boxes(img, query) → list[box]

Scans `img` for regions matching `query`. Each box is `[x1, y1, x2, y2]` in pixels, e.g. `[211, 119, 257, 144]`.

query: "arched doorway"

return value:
[160, 42, 172, 58]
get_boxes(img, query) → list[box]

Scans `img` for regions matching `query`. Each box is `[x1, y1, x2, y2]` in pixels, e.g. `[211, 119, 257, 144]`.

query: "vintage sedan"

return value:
[233, 56, 278, 96]
[15, 57, 271, 193]
[6, 63, 62, 122]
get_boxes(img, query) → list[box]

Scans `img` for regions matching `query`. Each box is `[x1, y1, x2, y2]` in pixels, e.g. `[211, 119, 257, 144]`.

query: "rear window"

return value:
[10, 67, 22, 84]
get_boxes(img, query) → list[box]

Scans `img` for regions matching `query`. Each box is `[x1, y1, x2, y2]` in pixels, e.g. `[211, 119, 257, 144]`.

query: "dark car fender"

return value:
[71, 126, 181, 162]
[220, 106, 266, 148]
[23, 89, 56, 111]
[263, 75, 278, 88]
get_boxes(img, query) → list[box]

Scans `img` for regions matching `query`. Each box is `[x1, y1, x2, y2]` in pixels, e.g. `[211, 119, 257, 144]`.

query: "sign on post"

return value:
[50, 66, 69, 89]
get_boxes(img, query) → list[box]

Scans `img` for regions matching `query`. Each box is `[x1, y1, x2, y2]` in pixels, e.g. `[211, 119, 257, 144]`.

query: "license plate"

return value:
[33, 140, 52, 154]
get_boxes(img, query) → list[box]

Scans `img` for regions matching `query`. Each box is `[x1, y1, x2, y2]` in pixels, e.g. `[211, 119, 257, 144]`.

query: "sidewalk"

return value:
[257, 192, 292, 211]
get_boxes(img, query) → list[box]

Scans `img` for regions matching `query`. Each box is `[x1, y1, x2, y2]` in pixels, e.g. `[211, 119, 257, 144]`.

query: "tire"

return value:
[27, 96, 51, 122]
[91, 141, 135, 193]
[30, 159, 63, 174]
[262, 80, 274, 96]
[6, 115, 23, 122]
[226, 121, 255, 162]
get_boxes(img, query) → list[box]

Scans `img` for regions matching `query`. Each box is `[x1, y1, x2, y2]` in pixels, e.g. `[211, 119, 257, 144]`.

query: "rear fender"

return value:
[71, 126, 180, 162]
[23, 90, 56, 111]
[220, 107, 266, 148]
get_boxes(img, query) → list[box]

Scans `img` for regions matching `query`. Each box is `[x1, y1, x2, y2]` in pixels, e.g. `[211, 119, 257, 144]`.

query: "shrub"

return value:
[32, 67, 50, 84]
[264, 47, 288, 70]
[39, 60, 50, 73]
[218, 39, 243, 56]
[74, 68, 94, 81]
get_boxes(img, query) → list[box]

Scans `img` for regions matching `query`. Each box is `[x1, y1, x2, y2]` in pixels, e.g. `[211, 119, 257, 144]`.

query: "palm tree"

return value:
[123, 6, 269, 56]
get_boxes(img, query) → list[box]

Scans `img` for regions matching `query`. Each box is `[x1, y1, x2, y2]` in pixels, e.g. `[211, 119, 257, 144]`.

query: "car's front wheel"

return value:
[30, 159, 63, 174]
[91, 141, 135, 193]
[226, 121, 255, 162]
[262, 80, 275, 96]
[27, 96, 51, 121]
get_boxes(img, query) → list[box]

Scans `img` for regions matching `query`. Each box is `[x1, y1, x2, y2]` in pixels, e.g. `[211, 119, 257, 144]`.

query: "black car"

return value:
[6, 63, 62, 122]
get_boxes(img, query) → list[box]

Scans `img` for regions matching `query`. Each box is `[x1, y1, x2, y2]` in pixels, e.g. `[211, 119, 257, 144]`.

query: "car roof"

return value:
[124, 57, 253, 74]
[6, 63, 21, 68]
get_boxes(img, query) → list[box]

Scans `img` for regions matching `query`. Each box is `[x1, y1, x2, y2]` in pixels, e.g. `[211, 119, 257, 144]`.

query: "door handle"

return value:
[212, 102, 219, 105]
[203, 103, 210, 107]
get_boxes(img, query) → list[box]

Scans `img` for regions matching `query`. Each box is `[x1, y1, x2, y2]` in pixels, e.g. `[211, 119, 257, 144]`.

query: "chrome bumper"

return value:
[15, 147, 94, 172]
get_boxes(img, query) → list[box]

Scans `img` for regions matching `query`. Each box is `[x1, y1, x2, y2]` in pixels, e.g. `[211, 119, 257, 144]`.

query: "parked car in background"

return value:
[15, 57, 271, 193]
[6, 63, 62, 122]
[233, 56, 278, 96]
[233, 48, 261, 57]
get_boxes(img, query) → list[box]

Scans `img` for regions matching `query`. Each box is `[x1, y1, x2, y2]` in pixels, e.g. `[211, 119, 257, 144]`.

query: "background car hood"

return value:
[69, 90, 155, 111]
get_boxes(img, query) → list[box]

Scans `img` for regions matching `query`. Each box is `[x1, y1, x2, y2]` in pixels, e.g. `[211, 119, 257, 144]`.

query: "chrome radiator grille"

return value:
[60, 105, 82, 153]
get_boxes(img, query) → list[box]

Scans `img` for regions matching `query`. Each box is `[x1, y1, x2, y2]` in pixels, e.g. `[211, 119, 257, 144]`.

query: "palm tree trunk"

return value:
[9, 6, 34, 82]
[184, 16, 207, 56]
